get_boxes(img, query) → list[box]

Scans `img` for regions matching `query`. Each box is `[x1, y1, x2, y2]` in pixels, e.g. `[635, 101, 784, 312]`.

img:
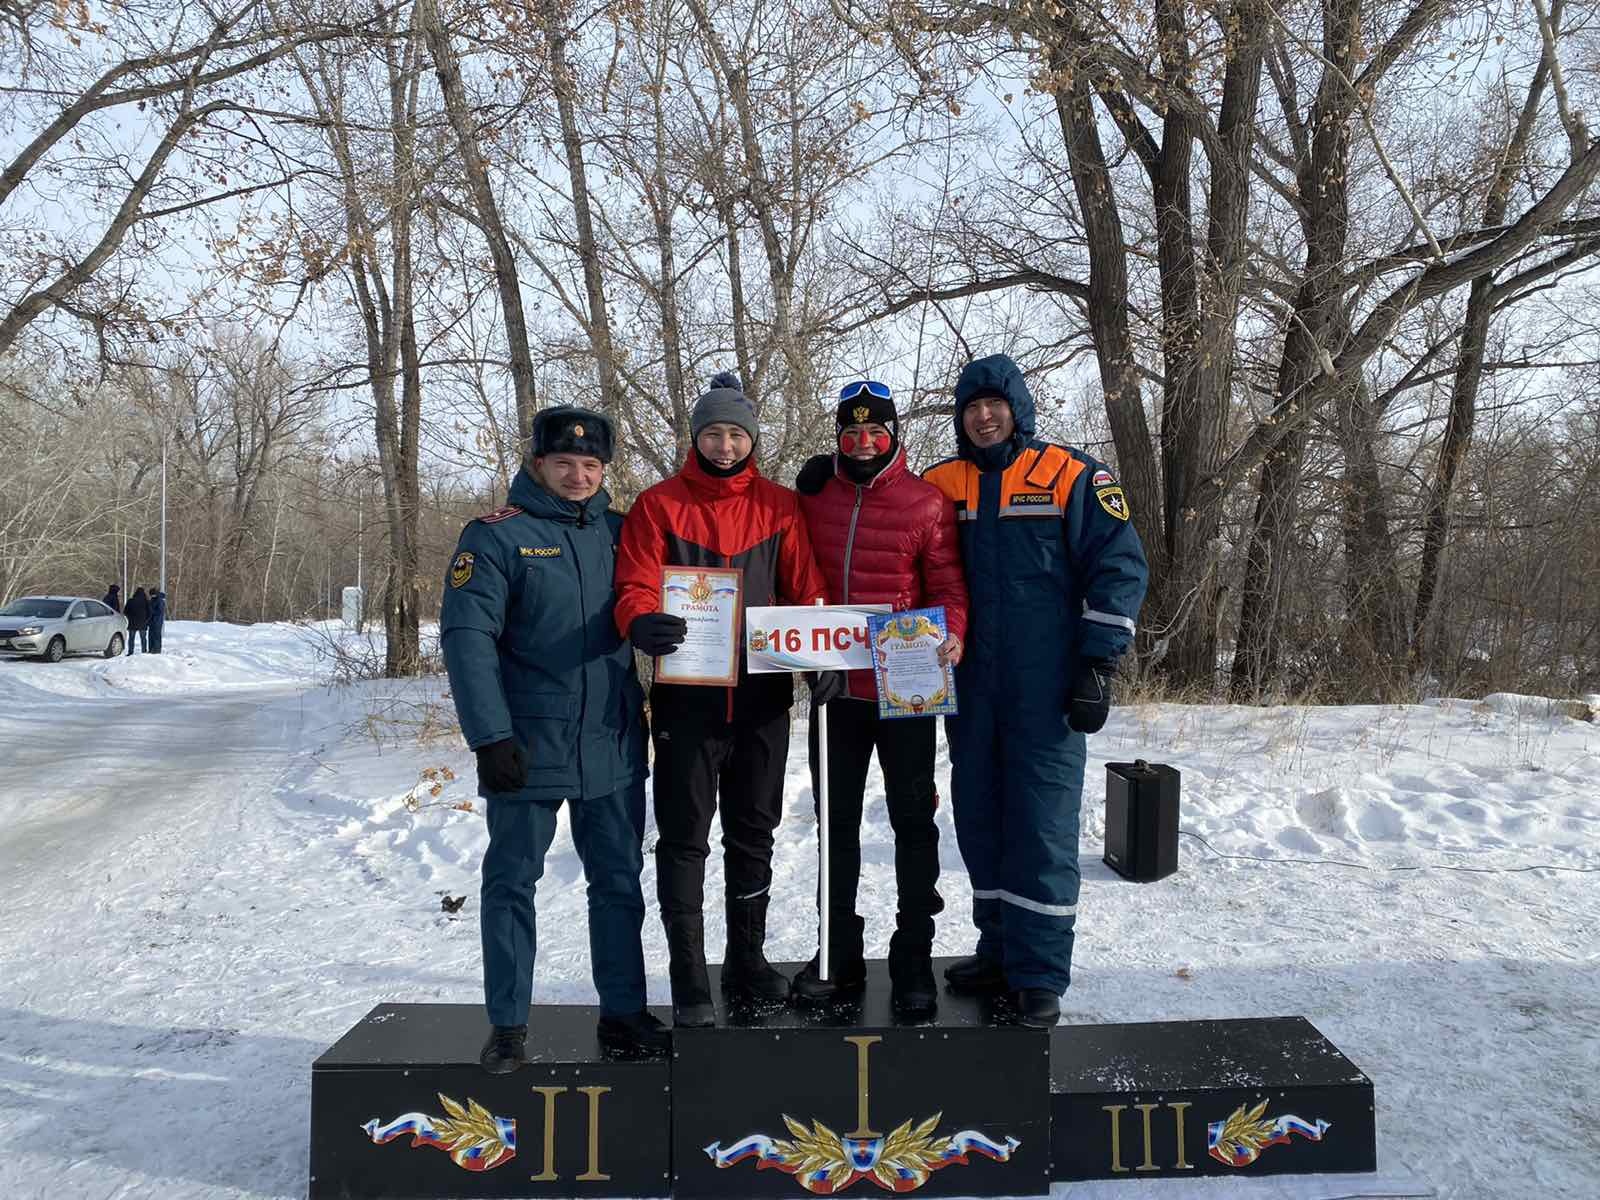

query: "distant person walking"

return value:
[148, 588, 167, 653]
[102, 583, 122, 613]
[124, 587, 150, 654]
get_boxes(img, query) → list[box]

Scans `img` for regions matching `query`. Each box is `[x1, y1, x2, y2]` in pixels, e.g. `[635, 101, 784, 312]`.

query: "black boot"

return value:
[790, 912, 866, 1004]
[721, 894, 790, 1004]
[479, 1024, 527, 1074]
[597, 1010, 672, 1058]
[889, 932, 937, 1019]
[944, 953, 1006, 995]
[665, 913, 716, 1027]
[1012, 988, 1061, 1028]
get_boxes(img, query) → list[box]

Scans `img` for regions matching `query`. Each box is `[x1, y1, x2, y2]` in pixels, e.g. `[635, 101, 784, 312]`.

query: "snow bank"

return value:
[0, 619, 440, 701]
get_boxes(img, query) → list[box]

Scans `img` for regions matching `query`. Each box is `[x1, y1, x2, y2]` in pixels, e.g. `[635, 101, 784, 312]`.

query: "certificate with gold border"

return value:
[656, 565, 743, 686]
[869, 606, 958, 718]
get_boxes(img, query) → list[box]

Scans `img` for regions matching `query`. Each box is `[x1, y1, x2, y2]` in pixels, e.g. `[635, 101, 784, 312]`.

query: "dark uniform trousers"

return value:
[807, 698, 943, 955]
[481, 780, 648, 1026]
[651, 709, 789, 917]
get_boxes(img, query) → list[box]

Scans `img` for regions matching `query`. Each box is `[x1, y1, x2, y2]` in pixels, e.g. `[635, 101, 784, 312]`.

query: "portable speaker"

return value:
[1103, 760, 1180, 882]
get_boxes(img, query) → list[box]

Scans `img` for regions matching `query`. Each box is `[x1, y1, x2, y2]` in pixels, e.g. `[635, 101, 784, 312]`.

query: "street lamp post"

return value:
[160, 442, 168, 595]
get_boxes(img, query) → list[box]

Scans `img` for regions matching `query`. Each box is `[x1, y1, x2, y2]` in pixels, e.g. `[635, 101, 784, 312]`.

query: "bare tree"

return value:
[0, 1, 367, 359]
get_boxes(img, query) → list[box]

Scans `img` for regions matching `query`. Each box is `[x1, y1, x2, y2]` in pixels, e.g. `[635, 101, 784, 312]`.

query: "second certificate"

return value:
[656, 565, 743, 686]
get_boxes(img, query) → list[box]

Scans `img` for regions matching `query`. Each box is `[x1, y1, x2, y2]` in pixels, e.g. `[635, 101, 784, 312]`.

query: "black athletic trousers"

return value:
[807, 698, 943, 949]
[652, 707, 791, 919]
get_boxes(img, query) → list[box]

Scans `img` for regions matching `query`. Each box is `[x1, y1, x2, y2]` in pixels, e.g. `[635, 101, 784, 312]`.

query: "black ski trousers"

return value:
[806, 698, 943, 950]
[652, 706, 791, 919]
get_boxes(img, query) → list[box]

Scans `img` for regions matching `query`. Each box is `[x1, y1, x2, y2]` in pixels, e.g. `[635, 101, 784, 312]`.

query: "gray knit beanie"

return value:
[691, 371, 758, 442]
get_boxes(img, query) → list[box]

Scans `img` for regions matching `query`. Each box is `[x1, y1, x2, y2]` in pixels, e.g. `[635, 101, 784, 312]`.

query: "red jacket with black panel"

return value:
[798, 450, 969, 702]
[616, 454, 827, 722]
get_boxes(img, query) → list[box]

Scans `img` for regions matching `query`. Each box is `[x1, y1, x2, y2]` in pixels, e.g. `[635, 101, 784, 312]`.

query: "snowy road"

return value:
[0, 682, 305, 897]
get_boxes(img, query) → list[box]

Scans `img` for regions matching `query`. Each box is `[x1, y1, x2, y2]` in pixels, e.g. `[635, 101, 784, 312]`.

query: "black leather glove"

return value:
[629, 612, 688, 656]
[795, 453, 834, 496]
[475, 738, 527, 793]
[1066, 658, 1115, 734]
[808, 670, 849, 706]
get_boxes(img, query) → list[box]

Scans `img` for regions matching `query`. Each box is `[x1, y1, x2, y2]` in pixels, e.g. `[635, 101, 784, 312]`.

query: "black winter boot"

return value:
[790, 913, 866, 1005]
[1012, 988, 1061, 1028]
[665, 913, 715, 1027]
[888, 930, 937, 1019]
[721, 894, 790, 1004]
[597, 1010, 672, 1058]
[479, 1025, 527, 1074]
[944, 953, 1006, 995]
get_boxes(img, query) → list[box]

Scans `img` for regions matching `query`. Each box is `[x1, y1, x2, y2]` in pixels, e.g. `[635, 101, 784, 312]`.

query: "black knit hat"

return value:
[532, 405, 614, 463]
[835, 380, 898, 434]
[691, 371, 758, 442]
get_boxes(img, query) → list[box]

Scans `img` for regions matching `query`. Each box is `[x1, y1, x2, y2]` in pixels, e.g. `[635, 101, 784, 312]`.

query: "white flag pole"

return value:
[815, 597, 831, 982]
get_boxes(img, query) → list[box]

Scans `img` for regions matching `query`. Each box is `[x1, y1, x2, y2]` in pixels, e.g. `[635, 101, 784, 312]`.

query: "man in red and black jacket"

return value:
[791, 380, 969, 1017]
[615, 372, 830, 1026]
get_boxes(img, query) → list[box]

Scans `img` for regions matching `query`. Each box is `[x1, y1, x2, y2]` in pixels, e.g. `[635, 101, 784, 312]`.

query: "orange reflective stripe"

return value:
[932, 446, 1086, 519]
[1000, 445, 1085, 514]
[925, 459, 980, 517]
[1024, 445, 1071, 491]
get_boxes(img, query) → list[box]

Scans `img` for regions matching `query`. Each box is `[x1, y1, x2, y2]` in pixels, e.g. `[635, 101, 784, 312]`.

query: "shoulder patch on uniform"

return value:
[1096, 486, 1130, 520]
[1092, 468, 1115, 488]
[520, 545, 562, 558]
[476, 505, 523, 525]
[449, 551, 475, 588]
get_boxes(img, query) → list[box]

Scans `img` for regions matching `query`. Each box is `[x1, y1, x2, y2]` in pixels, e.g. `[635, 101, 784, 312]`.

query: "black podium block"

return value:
[1050, 1017, 1376, 1181]
[1104, 760, 1180, 881]
[310, 1003, 670, 1198]
[672, 958, 1051, 1199]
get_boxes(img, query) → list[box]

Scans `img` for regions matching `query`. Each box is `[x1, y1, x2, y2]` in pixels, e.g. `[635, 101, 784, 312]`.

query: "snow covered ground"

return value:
[1, 621, 1596, 1199]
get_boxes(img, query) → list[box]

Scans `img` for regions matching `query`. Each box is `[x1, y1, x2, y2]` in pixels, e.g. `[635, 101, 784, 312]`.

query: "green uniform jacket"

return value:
[440, 467, 646, 803]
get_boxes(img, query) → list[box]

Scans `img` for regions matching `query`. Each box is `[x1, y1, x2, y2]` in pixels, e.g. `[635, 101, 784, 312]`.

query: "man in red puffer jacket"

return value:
[791, 379, 969, 1017]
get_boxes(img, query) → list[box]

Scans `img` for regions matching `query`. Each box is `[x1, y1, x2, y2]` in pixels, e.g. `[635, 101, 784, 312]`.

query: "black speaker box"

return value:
[1103, 760, 1179, 882]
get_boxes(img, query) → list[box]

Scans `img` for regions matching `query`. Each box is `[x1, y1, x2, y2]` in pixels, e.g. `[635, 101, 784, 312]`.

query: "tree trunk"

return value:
[1046, 29, 1163, 604]
[1231, 0, 1358, 700]
[533, 0, 624, 417]
[419, 0, 540, 445]
[1337, 376, 1407, 690]
[1413, 51, 1551, 662]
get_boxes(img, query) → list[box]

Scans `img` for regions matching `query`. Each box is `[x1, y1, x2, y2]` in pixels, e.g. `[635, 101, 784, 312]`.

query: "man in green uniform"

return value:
[441, 406, 668, 1071]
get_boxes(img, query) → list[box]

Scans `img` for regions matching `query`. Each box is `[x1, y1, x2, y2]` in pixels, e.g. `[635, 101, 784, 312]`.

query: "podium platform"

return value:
[310, 1002, 671, 1198]
[308, 962, 1379, 1199]
[1050, 1017, 1376, 1182]
[674, 959, 1050, 1198]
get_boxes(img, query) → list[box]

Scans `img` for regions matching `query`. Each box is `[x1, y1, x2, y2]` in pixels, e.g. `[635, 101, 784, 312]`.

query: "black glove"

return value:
[794, 453, 834, 496]
[629, 612, 688, 656]
[475, 738, 527, 793]
[808, 670, 849, 706]
[1066, 658, 1115, 734]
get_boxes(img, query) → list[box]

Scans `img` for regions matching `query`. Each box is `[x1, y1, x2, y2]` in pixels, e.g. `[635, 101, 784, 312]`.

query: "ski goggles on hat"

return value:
[838, 379, 892, 402]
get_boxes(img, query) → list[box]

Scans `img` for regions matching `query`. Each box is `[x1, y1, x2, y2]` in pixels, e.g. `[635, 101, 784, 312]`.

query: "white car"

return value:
[0, 595, 130, 661]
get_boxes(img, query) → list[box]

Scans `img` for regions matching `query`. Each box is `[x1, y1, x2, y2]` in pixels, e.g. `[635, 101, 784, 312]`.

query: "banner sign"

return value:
[744, 604, 889, 673]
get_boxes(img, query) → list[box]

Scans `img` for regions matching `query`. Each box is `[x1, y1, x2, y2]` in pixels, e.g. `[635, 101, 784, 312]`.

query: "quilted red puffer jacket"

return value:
[798, 449, 969, 701]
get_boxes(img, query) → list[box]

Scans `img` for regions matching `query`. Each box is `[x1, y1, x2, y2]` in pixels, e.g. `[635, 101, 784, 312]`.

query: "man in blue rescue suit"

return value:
[925, 354, 1148, 1027]
[441, 406, 669, 1072]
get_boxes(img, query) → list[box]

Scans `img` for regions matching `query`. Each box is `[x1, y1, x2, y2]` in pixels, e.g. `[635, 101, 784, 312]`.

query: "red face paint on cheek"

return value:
[840, 429, 892, 455]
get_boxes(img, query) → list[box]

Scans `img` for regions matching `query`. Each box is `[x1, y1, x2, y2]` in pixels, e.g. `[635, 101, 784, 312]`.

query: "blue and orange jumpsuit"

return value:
[925, 354, 1148, 994]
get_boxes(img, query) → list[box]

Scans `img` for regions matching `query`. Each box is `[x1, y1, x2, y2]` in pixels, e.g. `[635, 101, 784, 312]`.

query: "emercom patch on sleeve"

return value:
[1096, 486, 1130, 520]
[450, 551, 475, 588]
